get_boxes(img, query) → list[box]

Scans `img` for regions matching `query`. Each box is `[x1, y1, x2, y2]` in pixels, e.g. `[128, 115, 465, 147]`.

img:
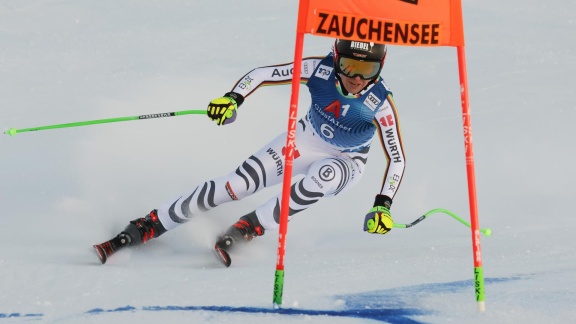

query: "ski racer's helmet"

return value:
[333, 39, 387, 80]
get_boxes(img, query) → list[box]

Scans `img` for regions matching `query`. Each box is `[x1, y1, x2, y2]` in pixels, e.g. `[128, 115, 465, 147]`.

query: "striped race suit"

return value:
[156, 53, 405, 232]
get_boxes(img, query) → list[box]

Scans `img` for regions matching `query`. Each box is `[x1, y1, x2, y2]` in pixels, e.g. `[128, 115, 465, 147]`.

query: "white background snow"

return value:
[1, 0, 575, 323]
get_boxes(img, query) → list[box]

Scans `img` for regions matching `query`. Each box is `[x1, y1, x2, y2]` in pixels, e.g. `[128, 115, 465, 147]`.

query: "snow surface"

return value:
[1, 0, 575, 323]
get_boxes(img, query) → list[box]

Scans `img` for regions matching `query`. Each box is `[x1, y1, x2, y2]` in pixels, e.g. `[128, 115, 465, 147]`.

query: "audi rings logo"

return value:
[318, 165, 336, 182]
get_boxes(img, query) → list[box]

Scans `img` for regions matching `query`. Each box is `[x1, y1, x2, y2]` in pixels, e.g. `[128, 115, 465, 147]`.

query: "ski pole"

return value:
[393, 208, 492, 237]
[4, 109, 207, 136]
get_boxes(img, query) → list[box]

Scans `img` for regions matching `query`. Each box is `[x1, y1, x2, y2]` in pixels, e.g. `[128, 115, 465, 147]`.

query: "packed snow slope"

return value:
[1, 0, 575, 323]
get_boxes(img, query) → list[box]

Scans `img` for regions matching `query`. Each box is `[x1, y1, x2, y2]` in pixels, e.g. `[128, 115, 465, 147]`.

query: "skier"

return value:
[94, 39, 406, 266]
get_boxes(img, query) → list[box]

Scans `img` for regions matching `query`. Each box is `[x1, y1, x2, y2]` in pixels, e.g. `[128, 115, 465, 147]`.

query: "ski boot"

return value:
[93, 209, 167, 264]
[214, 212, 265, 267]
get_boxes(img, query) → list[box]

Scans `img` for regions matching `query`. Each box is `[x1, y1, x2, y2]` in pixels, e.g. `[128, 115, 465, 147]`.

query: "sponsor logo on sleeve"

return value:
[238, 75, 253, 91]
[379, 114, 395, 127]
[315, 64, 333, 80]
[387, 173, 401, 192]
[271, 68, 293, 78]
[378, 100, 392, 112]
[385, 129, 402, 163]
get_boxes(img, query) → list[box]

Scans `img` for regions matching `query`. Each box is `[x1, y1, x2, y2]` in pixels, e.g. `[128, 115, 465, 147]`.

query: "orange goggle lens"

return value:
[337, 56, 381, 80]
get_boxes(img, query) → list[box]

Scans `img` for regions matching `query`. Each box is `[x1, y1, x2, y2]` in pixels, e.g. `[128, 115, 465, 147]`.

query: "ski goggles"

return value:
[336, 56, 382, 80]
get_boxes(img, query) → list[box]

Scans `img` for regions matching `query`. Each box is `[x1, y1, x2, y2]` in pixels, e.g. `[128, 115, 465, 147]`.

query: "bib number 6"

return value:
[320, 123, 335, 139]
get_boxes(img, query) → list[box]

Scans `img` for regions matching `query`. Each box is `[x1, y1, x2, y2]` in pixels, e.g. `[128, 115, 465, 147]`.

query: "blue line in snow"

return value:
[2, 276, 522, 322]
[83, 276, 523, 322]
[86, 305, 425, 323]
[0, 313, 43, 319]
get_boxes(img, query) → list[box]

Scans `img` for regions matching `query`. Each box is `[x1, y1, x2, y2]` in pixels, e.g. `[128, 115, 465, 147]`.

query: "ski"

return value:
[213, 244, 231, 267]
[94, 237, 232, 267]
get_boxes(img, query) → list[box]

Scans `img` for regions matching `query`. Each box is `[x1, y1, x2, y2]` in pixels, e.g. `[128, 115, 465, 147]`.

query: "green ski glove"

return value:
[363, 194, 394, 234]
[207, 92, 244, 126]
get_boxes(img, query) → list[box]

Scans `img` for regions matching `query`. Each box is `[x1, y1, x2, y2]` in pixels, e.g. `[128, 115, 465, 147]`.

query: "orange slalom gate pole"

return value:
[457, 45, 486, 311]
[272, 0, 309, 308]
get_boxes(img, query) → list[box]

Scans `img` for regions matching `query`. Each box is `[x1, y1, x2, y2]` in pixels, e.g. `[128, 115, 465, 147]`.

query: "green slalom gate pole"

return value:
[393, 208, 490, 311]
[4, 109, 207, 136]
